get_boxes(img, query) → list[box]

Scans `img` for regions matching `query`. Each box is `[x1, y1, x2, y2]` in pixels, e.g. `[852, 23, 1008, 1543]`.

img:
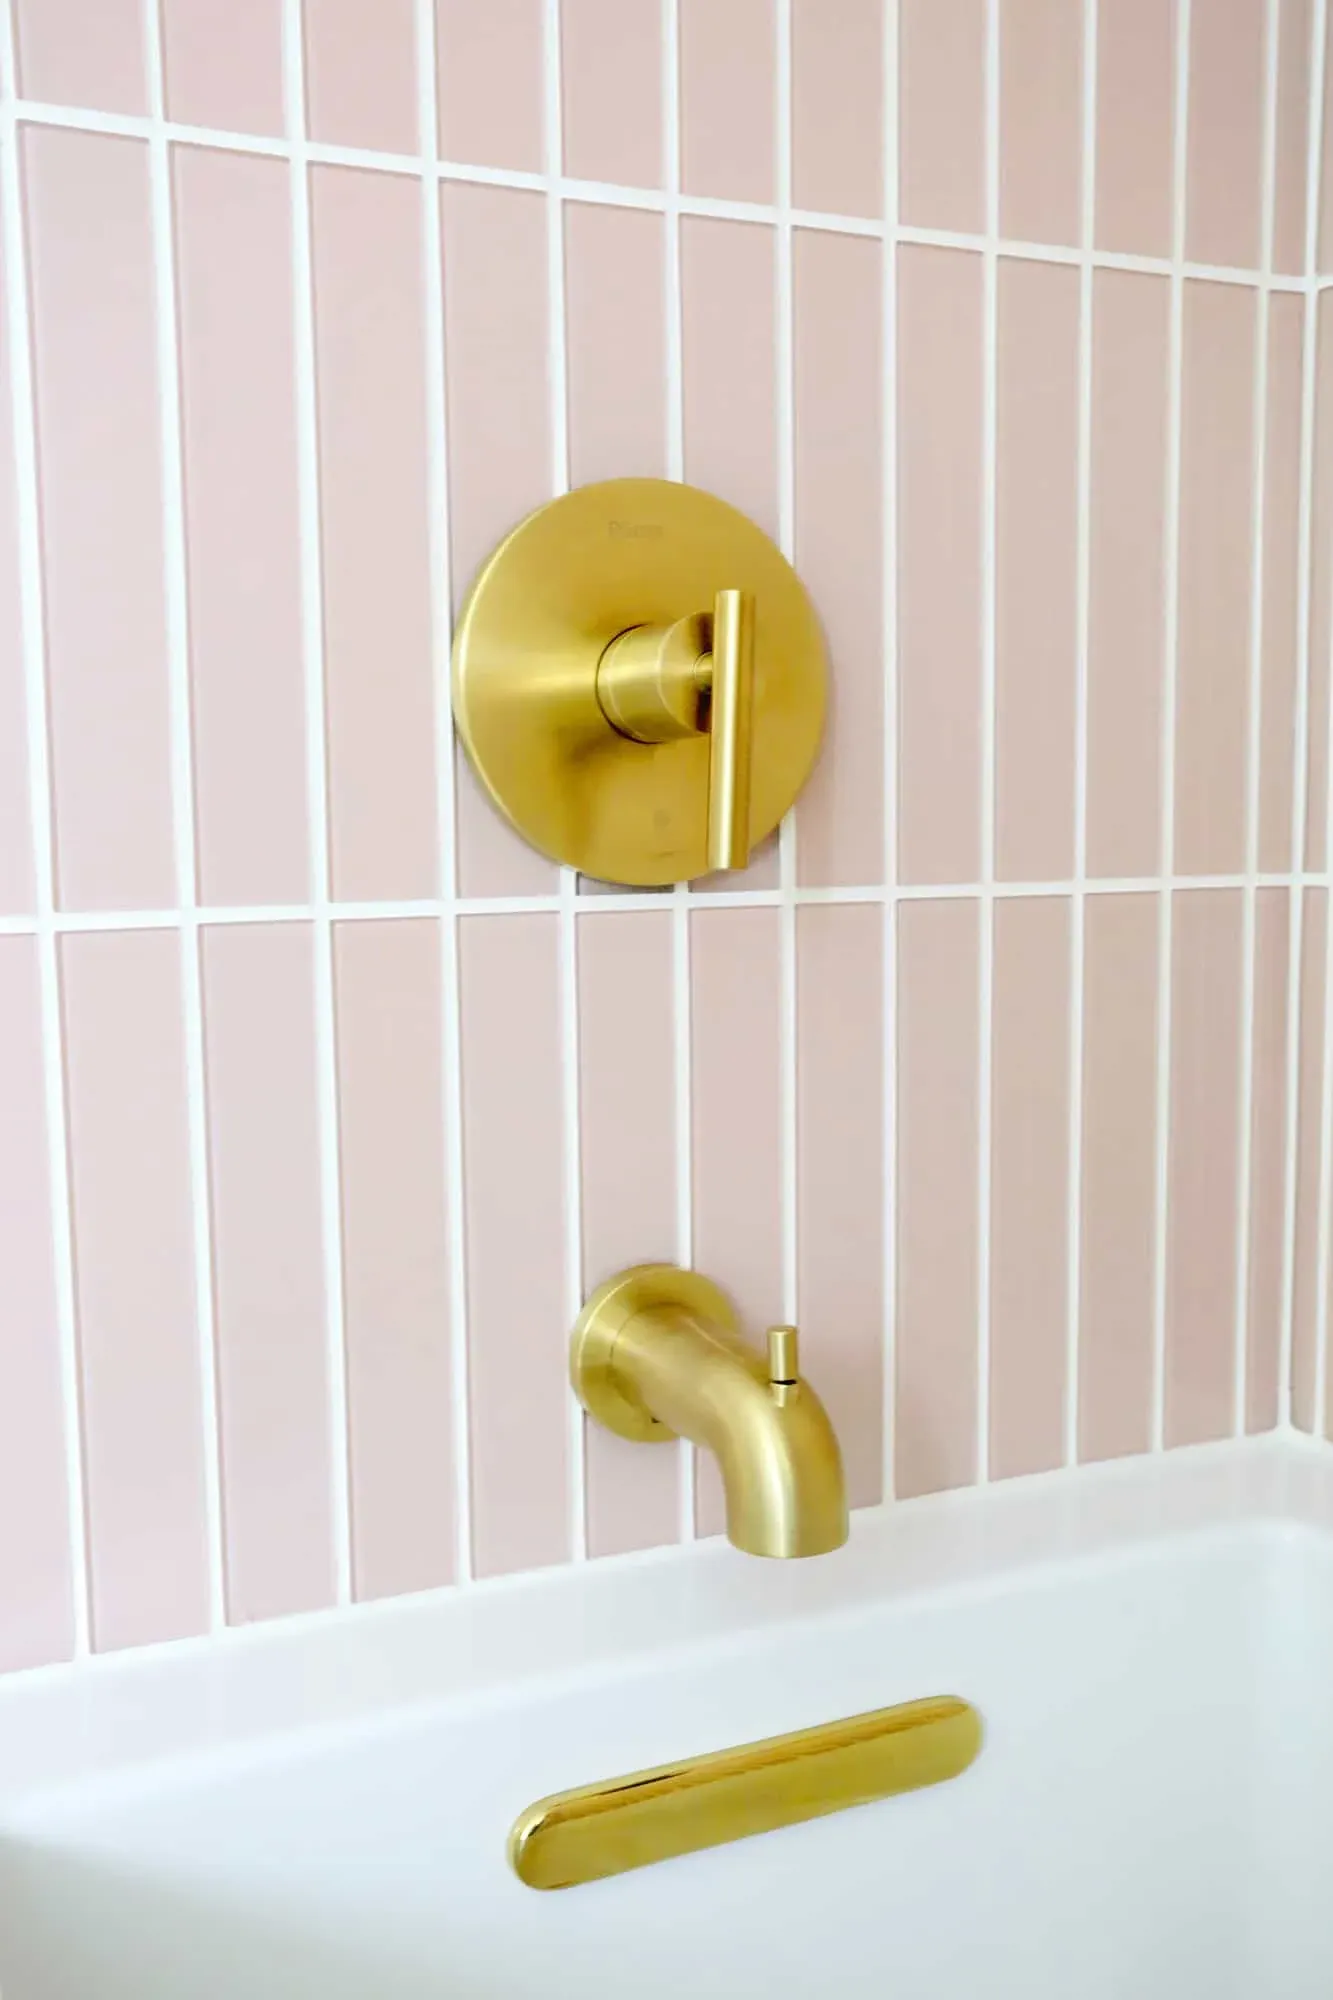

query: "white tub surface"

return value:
[2, 1435, 1333, 1998]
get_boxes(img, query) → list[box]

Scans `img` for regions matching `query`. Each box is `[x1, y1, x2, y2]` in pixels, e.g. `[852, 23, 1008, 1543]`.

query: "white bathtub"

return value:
[1, 1436, 1331, 1998]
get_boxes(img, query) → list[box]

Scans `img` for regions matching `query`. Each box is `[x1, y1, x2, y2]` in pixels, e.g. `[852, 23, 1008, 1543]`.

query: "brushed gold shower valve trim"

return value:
[451, 481, 826, 886]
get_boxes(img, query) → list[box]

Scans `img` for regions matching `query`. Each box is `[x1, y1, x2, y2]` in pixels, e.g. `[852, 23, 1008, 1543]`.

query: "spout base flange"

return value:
[570, 1263, 740, 1443]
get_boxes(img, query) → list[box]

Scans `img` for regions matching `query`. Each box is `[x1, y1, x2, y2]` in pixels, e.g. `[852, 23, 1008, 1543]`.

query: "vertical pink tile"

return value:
[1079, 894, 1159, 1463]
[564, 203, 666, 486]
[304, 0, 418, 153]
[561, 0, 661, 188]
[312, 167, 437, 903]
[679, 0, 774, 205]
[792, 0, 882, 219]
[173, 147, 308, 908]
[578, 912, 678, 1557]
[681, 218, 778, 539]
[995, 259, 1079, 882]
[898, 0, 986, 234]
[1272, 0, 1311, 278]
[1175, 282, 1256, 877]
[0, 939, 73, 1671]
[1095, 0, 1175, 259]
[436, 0, 544, 173]
[0, 206, 32, 916]
[998, 0, 1082, 247]
[1291, 891, 1325, 1433]
[989, 898, 1070, 1480]
[201, 925, 332, 1625]
[459, 915, 567, 1576]
[61, 930, 208, 1651]
[895, 900, 979, 1498]
[1086, 272, 1169, 879]
[23, 130, 174, 912]
[793, 229, 882, 886]
[1248, 891, 1288, 1435]
[897, 246, 983, 885]
[1307, 301, 1333, 869]
[796, 904, 882, 1509]
[1186, 0, 1264, 271]
[1322, 38, 1333, 275]
[13, 0, 146, 113]
[1166, 890, 1243, 1447]
[441, 182, 554, 897]
[160, 0, 284, 136]
[1260, 295, 1303, 873]
[335, 920, 454, 1600]
[691, 907, 783, 1536]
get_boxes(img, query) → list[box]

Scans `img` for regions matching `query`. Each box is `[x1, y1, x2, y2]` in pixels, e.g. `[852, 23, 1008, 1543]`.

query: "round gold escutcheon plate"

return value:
[570, 1264, 741, 1443]
[451, 480, 828, 887]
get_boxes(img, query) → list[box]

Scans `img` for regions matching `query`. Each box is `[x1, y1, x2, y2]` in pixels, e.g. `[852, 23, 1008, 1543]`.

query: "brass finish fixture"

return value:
[451, 479, 826, 886]
[508, 1695, 984, 1890]
[569, 1264, 848, 1558]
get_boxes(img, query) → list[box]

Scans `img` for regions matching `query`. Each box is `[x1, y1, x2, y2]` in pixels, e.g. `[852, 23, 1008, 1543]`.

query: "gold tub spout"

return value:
[569, 1265, 848, 1558]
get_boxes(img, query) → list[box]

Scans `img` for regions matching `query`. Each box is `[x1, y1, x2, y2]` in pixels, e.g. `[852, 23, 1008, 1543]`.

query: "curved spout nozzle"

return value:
[570, 1265, 848, 1560]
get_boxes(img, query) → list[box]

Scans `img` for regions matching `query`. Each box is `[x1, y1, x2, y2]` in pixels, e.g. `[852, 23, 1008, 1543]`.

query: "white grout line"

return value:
[0, 17, 92, 1657]
[1151, 0, 1192, 1455]
[281, 0, 353, 1605]
[543, 0, 585, 1566]
[1065, 0, 1097, 1469]
[881, 0, 899, 1504]
[143, 0, 225, 1632]
[414, 0, 472, 1585]
[1237, 0, 1281, 1440]
[776, 0, 799, 1336]
[975, 0, 999, 1487]
[1280, 0, 1329, 1429]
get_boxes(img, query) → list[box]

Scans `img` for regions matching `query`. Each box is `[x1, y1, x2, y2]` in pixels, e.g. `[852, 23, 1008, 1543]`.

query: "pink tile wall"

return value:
[0, 0, 1325, 1675]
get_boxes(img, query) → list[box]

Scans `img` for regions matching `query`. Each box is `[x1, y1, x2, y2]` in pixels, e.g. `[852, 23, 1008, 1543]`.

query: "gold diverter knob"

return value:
[450, 480, 827, 887]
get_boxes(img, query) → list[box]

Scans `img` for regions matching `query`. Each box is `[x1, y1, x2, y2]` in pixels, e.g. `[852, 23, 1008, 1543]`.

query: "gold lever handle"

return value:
[707, 589, 754, 872]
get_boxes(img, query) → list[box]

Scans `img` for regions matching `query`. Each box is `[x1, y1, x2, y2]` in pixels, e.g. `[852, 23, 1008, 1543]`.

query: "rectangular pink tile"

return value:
[441, 182, 554, 898]
[792, 0, 882, 219]
[1307, 300, 1333, 869]
[436, 0, 544, 173]
[1248, 890, 1288, 1435]
[1166, 890, 1244, 1447]
[1273, 0, 1311, 278]
[898, 0, 986, 234]
[1095, 0, 1175, 259]
[897, 246, 983, 885]
[459, 915, 567, 1576]
[578, 912, 678, 1557]
[1260, 294, 1304, 874]
[312, 167, 437, 903]
[1175, 282, 1256, 877]
[173, 147, 308, 908]
[1086, 271, 1169, 879]
[998, 0, 1082, 247]
[201, 924, 332, 1625]
[1323, 39, 1333, 275]
[793, 229, 882, 886]
[0, 938, 73, 1671]
[679, 0, 774, 205]
[691, 906, 783, 1537]
[1079, 894, 1159, 1463]
[1186, 0, 1265, 271]
[161, 0, 284, 136]
[335, 920, 454, 1600]
[304, 0, 418, 153]
[60, 930, 208, 1651]
[895, 900, 979, 1498]
[796, 904, 882, 1509]
[995, 259, 1079, 882]
[989, 898, 1070, 1480]
[1291, 890, 1325, 1433]
[565, 203, 666, 486]
[561, 0, 661, 188]
[13, 0, 146, 113]
[23, 129, 174, 912]
[0, 204, 32, 916]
